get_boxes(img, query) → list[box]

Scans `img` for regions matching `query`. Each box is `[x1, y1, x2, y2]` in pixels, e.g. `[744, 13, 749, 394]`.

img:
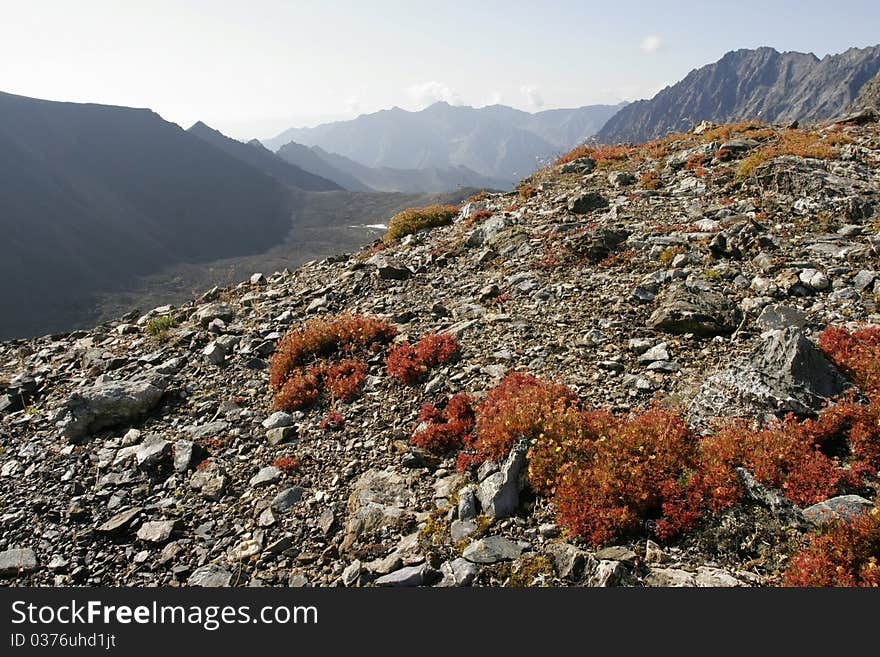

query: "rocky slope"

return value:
[853, 70, 880, 111]
[598, 46, 880, 144]
[2, 115, 880, 587]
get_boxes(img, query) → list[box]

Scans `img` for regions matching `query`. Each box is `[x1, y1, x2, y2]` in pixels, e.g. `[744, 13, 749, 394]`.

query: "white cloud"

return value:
[407, 81, 462, 108]
[485, 90, 504, 106]
[640, 35, 663, 53]
[344, 95, 361, 114]
[519, 85, 544, 109]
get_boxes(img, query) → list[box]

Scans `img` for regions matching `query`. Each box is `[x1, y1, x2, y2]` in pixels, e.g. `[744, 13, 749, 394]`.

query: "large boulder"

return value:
[689, 328, 850, 424]
[341, 469, 412, 551]
[648, 283, 741, 336]
[57, 378, 165, 441]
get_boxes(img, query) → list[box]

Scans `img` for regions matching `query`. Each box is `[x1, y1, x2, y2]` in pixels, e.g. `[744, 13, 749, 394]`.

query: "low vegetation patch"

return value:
[386, 332, 460, 385]
[146, 315, 176, 338]
[411, 394, 476, 454]
[384, 205, 459, 242]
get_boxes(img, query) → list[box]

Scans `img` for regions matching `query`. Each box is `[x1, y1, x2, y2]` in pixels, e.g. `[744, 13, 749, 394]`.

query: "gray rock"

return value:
[266, 426, 297, 446]
[342, 469, 411, 551]
[185, 420, 229, 441]
[804, 495, 874, 527]
[187, 564, 233, 587]
[755, 304, 807, 330]
[271, 487, 304, 512]
[341, 560, 362, 587]
[559, 157, 596, 174]
[645, 567, 697, 587]
[637, 342, 669, 363]
[374, 563, 437, 587]
[690, 328, 849, 423]
[648, 284, 741, 336]
[736, 468, 808, 528]
[462, 536, 523, 564]
[439, 558, 480, 587]
[191, 469, 227, 501]
[250, 466, 282, 488]
[173, 440, 198, 472]
[545, 542, 594, 581]
[568, 191, 609, 214]
[135, 435, 170, 469]
[96, 507, 142, 534]
[262, 411, 295, 430]
[450, 519, 479, 542]
[588, 560, 628, 587]
[203, 342, 226, 365]
[194, 303, 233, 327]
[476, 442, 527, 519]
[466, 215, 507, 247]
[457, 485, 478, 521]
[136, 520, 177, 543]
[58, 379, 165, 441]
[854, 270, 876, 290]
[317, 508, 336, 535]
[594, 546, 638, 564]
[366, 255, 412, 280]
[0, 548, 38, 575]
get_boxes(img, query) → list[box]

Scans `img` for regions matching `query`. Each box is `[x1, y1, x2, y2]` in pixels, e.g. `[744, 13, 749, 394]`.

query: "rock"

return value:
[271, 486, 304, 512]
[608, 171, 636, 187]
[96, 507, 142, 534]
[462, 536, 523, 564]
[194, 303, 233, 327]
[374, 563, 438, 587]
[637, 342, 669, 363]
[853, 270, 876, 290]
[645, 540, 668, 564]
[466, 215, 507, 247]
[58, 379, 165, 441]
[187, 564, 233, 587]
[173, 440, 198, 472]
[185, 420, 229, 441]
[569, 228, 630, 263]
[645, 567, 696, 587]
[317, 508, 336, 535]
[135, 435, 170, 469]
[804, 495, 874, 527]
[342, 469, 411, 551]
[694, 566, 745, 587]
[203, 342, 227, 365]
[0, 548, 38, 575]
[341, 560, 362, 587]
[266, 426, 297, 446]
[439, 558, 480, 587]
[450, 519, 479, 542]
[367, 255, 412, 280]
[476, 442, 527, 519]
[136, 520, 177, 543]
[568, 191, 608, 214]
[588, 560, 628, 587]
[559, 157, 596, 174]
[191, 469, 227, 501]
[594, 546, 638, 564]
[755, 304, 807, 330]
[250, 466, 282, 488]
[545, 542, 593, 580]
[457, 485, 478, 521]
[229, 539, 262, 561]
[735, 468, 807, 528]
[690, 328, 849, 423]
[647, 284, 741, 336]
[262, 411, 295, 430]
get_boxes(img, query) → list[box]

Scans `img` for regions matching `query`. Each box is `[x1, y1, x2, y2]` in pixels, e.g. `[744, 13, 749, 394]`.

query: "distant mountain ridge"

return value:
[0, 91, 293, 339]
[187, 121, 341, 191]
[597, 45, 880, 143]
[277, 141, 511, 193]
[263, 101, 623, 183]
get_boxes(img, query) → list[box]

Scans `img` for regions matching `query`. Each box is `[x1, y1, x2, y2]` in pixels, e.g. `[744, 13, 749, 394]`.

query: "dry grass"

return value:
[384, 205, 459, 242]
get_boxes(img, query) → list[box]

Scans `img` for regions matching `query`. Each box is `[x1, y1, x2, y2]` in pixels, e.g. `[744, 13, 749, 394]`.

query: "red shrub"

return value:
[818, 326, 880, 400]
[542, 406, 704, 546]
[273, 456, 300, 474]
[783, 508, 880, 587]
[324, 359, 367, 402]
[386, 333, 459, 385]
[463, 372, 581, 468]
[269, 313, 397, 391]
[320, 411, 345, 431]
[411, 394, 476, 454]
[274, 371, 320, 411]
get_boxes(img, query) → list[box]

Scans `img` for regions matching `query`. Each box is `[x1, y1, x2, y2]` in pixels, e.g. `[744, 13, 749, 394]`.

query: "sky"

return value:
[2, 0, 879, 139]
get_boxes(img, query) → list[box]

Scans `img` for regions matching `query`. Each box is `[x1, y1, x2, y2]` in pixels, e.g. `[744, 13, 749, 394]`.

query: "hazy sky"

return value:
[2, 0, 879, 139]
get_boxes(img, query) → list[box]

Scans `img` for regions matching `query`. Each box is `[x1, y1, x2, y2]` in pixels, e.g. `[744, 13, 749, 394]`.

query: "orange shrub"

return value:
[269, 313, 397, 391]
[818, 326, 880, 400]
[640, 170, 662, 189]
[386, 333, 459, 385]
[273, 456, 300, 474]
[324, 359, 367, 402]
[274, 371, 320, 411]
[783, 508, 880, 587]
[411, 394, 476, 454]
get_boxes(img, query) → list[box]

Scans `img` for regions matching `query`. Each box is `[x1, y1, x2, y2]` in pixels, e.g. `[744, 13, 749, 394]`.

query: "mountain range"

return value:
[0, 91, 296, 338]
[598, 45, 880, 143]
[264, 101, 623, 185]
